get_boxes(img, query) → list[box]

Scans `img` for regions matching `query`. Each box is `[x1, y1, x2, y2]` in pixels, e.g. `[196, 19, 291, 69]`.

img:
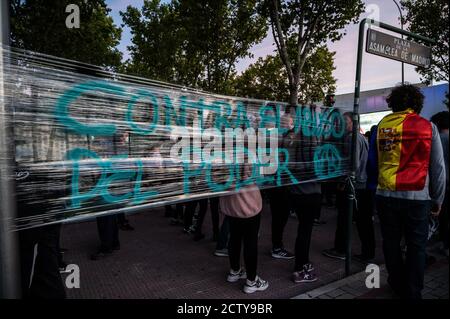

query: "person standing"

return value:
[268, 187, 294, 259]
[281, 105, 321, 283]
[430, 111, 449, 257]
[91, 133, 127, 260]
[221, 166, 268, 294]
[214, 215, 230, 257]
[290, 182, 321, 283]
[15, 163, 66, 298]
[323, 112, 375, 262]
[115, 132, 135, 231]
[269, 110, 295, 260]
[374, 85, 446, 299]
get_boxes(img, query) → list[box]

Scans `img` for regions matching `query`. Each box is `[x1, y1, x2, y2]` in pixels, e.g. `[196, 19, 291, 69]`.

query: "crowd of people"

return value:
[18, 84, 448, 299]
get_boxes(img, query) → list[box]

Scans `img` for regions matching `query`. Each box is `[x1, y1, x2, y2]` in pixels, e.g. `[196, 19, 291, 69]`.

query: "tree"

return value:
[262, 0, 364, 106]
[234, 55, 289, 101]
[10, 0, 122, 69]
[120, 0, 182, 81]
[179, 0, 267, 93]
[401, 0, 449, 84]
[121, 0, 267, 94]
[297, 46, 336, 103]
[235, 46, 336, 103]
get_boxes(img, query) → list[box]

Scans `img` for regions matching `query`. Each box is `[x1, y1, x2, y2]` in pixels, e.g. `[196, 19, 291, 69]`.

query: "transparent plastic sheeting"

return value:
[0, 46, 352, 231]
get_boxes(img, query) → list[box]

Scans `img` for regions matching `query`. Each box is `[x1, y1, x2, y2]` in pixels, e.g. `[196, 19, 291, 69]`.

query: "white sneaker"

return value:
[214, 248, 229, 257]
[227, 269, 247, 282]
[243, 276, 269, 294]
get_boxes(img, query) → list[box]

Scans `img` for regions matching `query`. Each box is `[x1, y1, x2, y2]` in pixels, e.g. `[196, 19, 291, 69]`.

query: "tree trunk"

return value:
[289, 83, 299, 107]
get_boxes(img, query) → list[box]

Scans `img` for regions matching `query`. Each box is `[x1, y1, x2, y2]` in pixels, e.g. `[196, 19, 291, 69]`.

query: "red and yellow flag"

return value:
[377, 109, 432, 191]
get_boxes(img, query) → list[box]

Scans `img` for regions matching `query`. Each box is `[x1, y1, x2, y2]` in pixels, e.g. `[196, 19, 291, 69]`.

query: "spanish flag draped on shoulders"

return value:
[370, 108, 446, 203]
[366, 84, 446, 299]
[378, 109, 432, 191]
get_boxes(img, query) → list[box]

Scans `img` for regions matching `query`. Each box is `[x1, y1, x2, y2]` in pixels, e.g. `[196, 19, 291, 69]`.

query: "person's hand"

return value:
[431, 203, 441, 217]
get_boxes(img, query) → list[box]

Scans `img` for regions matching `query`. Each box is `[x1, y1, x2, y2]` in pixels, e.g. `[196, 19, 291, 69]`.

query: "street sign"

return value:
[366, 28, 432, 68]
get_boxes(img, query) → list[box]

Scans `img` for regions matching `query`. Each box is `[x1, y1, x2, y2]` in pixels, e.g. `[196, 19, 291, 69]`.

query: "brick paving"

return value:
[294, 252, 449, 299]
[59, 197, 447, 299]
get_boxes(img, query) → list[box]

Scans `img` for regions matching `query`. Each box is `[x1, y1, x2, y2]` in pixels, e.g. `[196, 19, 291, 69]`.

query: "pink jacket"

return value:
[220, 184, 262, 219]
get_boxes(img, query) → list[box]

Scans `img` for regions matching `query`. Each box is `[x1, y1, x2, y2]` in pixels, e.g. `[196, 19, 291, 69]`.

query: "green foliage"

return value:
[235, 46, 336, 103]
[298, 46, 336, 103]
[10, 0, 123, 69]
[234, 55, 289, 101]
[121, 0, 268, 94]
[262, 0, 364, 105]
[120, 0, 181, 81]
[401, 0, 449, 84]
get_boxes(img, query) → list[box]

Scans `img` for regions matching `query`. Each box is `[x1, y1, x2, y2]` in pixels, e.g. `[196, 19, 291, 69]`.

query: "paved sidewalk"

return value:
[61, 201, 377, 299]
[293, 254, 449, 299]
[60, 198, 448, 299]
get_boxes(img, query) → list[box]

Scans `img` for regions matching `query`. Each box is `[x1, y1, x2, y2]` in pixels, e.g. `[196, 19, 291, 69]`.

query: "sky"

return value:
[105, 0, 436, 95]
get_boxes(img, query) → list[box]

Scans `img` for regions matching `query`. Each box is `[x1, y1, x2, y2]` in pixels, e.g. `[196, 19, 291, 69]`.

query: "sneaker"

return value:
[119, 223, 134, 231]
[59, 261, 68, 272]
[303, 263, 315, 273]
[425, 254, 437, 268]
[91, 250, 113, 261]
[183, 227, 194, 234]
[227, 269, 247, 283]
[243, 276, 269, 294]
[271, 248, 294, 260]
[292, 269, 317, 283]
[322, 248, 346, 260]
[353, 254, 374, 264]
[214, 248, 229, 257]
[313, 219, 327, 226]
[193, 233, 205, 241]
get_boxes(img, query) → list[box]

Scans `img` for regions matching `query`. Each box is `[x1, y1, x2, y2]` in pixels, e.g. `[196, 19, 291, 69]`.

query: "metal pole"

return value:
[347, 18, 371, 277]
[348, 18, 435, 277]
[0, 0, 20, 298]
[393, 0, 405, 84]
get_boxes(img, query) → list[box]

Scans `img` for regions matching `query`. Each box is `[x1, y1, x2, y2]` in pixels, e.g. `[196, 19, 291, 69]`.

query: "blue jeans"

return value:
[376, 195, 430, 299]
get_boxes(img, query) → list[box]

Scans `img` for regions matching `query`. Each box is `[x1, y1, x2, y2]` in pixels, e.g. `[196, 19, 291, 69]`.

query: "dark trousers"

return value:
[117, 213, 128, 225]
[96, 215, 119, 252]
[292, 193, 321, 270]
[216, 215, 230, 250]
[171, 203, 184, 220]
[376, 196, 430, 299]
[164, 205, 172, 217]
[19, 224, 66, 299]
[209, 197, 220, 236]
[184, 199, 207, 230]
[439, 188, 449, 249]
[228, 213, 261, 281]
[334, 187, 375, 257]
[184, 198, 220, 236]
[322, 181, 336, 207]
[334, 188, 347, 253]
[354, 189, 376, 259]
[269, 187, 291, 249]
